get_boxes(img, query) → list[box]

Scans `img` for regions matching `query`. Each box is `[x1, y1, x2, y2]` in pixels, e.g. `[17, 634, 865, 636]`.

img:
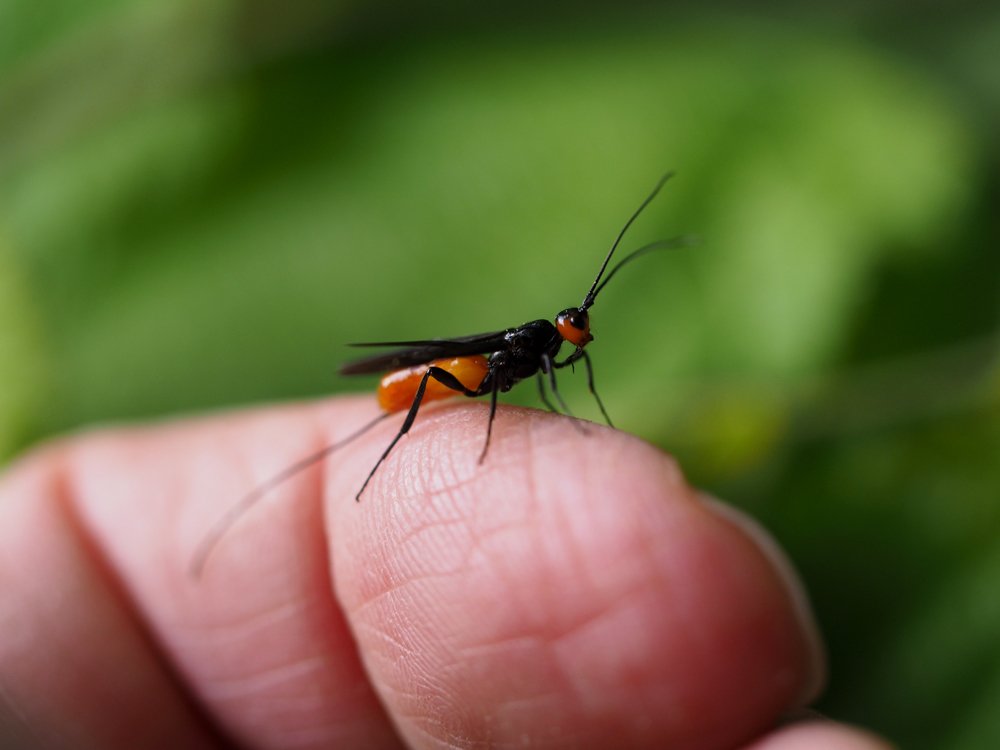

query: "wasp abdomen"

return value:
[377, 356, 490, 413]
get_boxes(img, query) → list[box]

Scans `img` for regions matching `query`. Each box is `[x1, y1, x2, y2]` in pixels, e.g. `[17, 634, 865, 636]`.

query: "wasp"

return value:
[191, 173, 686, 576]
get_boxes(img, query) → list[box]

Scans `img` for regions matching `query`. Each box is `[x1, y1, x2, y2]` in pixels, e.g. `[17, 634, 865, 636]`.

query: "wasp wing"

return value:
[339, 330, 508, 375]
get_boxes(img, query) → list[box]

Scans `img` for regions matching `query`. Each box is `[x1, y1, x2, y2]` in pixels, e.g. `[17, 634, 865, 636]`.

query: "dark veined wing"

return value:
[339, 330, 508, 375]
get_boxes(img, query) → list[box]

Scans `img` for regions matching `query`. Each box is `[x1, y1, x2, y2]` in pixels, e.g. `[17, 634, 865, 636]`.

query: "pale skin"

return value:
[0, 397, 893, 750]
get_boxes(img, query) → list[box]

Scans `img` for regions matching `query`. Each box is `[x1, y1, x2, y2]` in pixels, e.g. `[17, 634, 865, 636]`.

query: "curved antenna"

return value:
[590, 235, 697, 299]
[189, 412, 390, 578]
[581, 171, 675, 310]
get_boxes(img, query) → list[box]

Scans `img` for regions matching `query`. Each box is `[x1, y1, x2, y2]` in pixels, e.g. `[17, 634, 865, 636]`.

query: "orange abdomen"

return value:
[377, 355, 490, 413]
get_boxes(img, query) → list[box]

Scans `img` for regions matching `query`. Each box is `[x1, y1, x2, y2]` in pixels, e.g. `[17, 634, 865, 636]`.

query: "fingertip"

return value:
[700, 496, 827, 707]
[330, 405, 823, 749]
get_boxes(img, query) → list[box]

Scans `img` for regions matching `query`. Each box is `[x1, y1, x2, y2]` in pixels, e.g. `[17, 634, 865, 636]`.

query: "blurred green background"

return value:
[2, 1, 998, 746]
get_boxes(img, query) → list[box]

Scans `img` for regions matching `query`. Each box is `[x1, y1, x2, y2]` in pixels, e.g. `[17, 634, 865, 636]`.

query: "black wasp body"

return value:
[491, 319, 564, 389]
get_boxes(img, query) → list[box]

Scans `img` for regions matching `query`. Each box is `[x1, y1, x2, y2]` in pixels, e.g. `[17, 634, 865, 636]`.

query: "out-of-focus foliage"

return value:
[1, 2, 997, 747]
[0, 240, 48, 453]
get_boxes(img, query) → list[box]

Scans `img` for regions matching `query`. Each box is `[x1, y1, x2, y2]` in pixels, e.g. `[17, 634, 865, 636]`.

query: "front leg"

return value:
[579, 350, 613, 427]
[554, 347, 585, 369]
[541, 354, 587, 433]
[554, 350, 613, 427]
[541, 353, 576, 419]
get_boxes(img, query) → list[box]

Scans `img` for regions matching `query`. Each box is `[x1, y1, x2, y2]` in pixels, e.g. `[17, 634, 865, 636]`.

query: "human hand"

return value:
[0, 397, 891, 749]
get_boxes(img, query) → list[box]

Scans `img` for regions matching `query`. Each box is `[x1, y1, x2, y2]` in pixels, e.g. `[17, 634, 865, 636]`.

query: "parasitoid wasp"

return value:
[190, 172, 688, 576]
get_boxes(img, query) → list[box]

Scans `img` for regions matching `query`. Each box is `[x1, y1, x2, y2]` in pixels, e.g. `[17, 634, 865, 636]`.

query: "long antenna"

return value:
[581, 171, 674, 310]
[189, 412, 389, 577]
[590, 235, 696, 299]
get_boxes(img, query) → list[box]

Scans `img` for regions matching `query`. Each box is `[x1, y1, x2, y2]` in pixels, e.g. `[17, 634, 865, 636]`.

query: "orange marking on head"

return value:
[555, 309, 592, 348]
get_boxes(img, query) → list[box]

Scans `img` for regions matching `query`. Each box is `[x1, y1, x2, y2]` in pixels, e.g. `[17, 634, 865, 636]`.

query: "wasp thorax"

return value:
[555, 308, 593, 348]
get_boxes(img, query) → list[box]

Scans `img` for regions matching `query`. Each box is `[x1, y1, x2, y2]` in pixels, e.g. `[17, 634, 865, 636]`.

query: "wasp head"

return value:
[555, 307, 592, 348]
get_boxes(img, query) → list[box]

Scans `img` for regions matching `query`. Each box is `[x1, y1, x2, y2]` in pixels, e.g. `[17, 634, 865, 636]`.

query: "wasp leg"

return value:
[542, 354, 588, 434]
[479, 379, 501, 464]
[554, 348, 584, 369]
[356, 365, 479, 501]
[429, 366, 500, 467]
[579, 350, 613, 427]
[542, 354, 576, 418]
[554, 351, 607, 429]
[536, 371, 560, 414]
